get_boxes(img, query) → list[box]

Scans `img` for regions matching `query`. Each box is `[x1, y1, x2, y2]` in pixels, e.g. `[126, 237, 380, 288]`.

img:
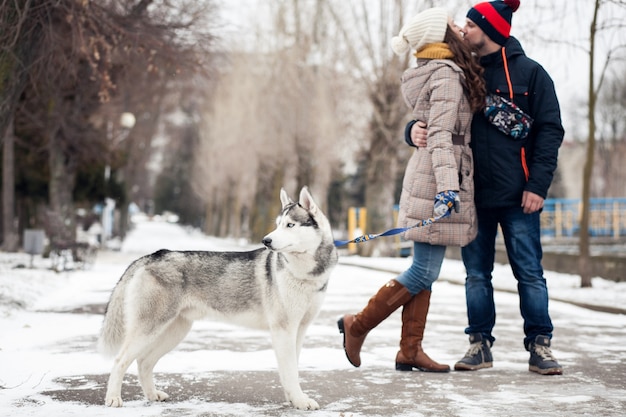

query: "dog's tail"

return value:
[97, 265, 134, 357]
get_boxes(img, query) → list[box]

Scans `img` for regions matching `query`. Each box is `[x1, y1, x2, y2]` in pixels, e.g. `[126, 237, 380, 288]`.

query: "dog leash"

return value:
[333, 214, 446, 247]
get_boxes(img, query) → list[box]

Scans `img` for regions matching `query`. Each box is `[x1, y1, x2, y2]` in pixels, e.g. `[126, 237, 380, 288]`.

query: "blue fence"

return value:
[363, 199, 626, 248]
[541, 198, 626, 238]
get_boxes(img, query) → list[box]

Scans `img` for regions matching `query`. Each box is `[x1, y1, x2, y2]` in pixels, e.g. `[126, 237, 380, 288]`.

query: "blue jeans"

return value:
[461, 206, 554, 350]
[396, 242, 446, 295]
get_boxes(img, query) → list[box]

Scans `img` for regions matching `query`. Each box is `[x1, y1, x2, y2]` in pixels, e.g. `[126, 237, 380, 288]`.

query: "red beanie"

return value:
[467, 0, 520, 46]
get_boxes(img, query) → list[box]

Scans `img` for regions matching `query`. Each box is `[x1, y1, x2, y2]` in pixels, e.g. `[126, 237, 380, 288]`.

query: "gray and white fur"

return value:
[98, 187, 338, 410]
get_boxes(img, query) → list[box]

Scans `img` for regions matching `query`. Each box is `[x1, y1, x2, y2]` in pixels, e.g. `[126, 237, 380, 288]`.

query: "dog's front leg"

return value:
[270, 326, 319, 410]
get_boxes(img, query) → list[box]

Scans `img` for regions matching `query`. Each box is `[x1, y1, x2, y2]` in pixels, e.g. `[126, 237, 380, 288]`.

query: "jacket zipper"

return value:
[503, 47, 529, 183]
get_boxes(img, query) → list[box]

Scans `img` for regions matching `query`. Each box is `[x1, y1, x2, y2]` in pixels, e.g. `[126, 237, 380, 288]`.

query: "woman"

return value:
[338, 7, 485, 372]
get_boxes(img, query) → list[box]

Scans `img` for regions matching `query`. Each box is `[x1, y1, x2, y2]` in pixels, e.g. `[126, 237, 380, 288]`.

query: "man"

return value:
[408, 0, 564, 375]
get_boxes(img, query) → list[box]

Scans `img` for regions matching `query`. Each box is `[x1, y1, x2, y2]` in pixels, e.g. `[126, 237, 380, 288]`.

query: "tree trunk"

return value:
[48, 131, 77, 243]
[361, 135, 398, 257]
[2, 119, 19, 251]
[0, 1, 39, 250]
[360, 58, 406, 257]
[578, 0, 600, 288]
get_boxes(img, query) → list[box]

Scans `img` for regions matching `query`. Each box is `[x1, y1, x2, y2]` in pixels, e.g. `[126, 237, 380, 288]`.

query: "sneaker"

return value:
[454, 333, 493, 371]
[528, 335, 563, 375]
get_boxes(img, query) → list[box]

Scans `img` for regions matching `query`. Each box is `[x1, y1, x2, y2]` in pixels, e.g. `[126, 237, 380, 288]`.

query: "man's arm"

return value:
[525, 65, 564, 201]
[405, 120, 428, 147]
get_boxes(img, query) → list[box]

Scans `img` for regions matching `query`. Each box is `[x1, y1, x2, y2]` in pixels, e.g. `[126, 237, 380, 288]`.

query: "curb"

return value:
[338, 258, 626, 316]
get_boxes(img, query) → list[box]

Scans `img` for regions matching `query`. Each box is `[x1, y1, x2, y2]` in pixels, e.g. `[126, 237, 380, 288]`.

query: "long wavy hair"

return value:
[444, 26, 486, 113]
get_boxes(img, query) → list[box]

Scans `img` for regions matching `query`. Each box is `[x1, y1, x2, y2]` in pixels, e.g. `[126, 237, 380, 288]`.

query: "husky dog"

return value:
[98, 187, 337, 410]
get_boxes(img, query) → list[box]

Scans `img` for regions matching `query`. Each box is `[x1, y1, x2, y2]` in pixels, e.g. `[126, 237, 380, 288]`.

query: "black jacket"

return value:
[472, 37, 564, 208]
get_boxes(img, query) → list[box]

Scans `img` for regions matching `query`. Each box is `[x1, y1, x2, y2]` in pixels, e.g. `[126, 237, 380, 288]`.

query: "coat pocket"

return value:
[458, 151, 473, 193]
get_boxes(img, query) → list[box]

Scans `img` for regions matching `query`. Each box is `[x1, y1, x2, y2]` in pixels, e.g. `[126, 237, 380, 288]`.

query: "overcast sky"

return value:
[216, 0, 626, 142]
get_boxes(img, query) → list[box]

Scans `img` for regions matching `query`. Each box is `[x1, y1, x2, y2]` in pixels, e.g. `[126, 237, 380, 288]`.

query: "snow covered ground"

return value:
[341, 250, 626, 315]
[1, 219, 625, 416]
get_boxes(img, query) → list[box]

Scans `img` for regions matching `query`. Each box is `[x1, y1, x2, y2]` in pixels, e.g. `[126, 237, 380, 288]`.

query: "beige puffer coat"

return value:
[398, 59, 477, 247]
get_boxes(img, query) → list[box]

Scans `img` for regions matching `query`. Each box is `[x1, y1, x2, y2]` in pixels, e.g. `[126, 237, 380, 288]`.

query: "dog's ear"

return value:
[280, 188, 294, 208]
[299, 186, 318, 214]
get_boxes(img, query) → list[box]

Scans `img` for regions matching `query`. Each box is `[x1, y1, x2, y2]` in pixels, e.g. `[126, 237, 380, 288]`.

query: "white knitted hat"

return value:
[391, 7, 449, 55]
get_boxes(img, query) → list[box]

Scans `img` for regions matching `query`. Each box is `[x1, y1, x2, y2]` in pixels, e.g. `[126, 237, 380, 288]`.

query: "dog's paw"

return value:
[290, 395, 320, 410]
[105, 395, 123, 407]
[146, 390, 170, 402]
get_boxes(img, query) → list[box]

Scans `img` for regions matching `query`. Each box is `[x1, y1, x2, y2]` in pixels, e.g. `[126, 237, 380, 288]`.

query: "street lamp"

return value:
[120, 112, 136, 130]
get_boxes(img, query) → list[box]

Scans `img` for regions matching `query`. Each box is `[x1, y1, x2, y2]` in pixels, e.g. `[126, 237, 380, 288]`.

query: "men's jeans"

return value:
[396, 241, 446, 295]
[461, 206, 554, 349]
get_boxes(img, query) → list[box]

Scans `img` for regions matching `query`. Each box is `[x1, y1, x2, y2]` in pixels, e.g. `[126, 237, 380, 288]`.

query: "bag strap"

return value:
[501, 47, 514, 100]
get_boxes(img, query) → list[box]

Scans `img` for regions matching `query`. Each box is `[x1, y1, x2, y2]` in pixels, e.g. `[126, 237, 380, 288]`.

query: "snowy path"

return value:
[1, 221, 625, 416]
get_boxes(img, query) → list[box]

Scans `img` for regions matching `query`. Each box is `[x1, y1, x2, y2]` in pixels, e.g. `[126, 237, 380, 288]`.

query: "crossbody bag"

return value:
[483, 48, 534, 140]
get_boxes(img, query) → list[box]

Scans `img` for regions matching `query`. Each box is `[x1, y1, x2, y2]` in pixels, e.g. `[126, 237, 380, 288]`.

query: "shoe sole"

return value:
[396, 362, 450, 373]
[454, 362, 493, 371]
[529, 365, 563, 375]
[337, 317, 360, 368]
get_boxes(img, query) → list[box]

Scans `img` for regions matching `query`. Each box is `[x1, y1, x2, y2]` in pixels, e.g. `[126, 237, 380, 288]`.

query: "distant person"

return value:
[338, 7, 485, 372]
[409, 0, 565, 375]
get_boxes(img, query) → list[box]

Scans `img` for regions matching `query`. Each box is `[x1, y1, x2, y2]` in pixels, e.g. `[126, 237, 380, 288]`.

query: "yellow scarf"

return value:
[414, 43, 454, 59]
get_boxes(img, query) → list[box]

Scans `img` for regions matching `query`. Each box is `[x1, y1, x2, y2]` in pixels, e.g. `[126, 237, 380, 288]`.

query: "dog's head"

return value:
[262, 187, 334, 255]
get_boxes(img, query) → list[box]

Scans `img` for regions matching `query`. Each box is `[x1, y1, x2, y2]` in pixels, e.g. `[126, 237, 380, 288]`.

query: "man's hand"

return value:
[411, 121, 428, 147]
[521, 191, 544, 214]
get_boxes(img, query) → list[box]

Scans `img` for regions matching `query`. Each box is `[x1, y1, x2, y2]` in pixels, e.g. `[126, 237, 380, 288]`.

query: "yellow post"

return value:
[347, 207, 357, 254]
[347, 207, 368, 254]
[393, 208, 400, 253]
[613, 201, 619, 239]
[555, 202, 562, 238]
[358, 207, 367, 237]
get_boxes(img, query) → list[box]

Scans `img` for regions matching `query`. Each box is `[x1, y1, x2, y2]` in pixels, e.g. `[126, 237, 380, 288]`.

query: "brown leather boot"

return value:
[395, 290, 450, 372]
[338, 279, 412, 367]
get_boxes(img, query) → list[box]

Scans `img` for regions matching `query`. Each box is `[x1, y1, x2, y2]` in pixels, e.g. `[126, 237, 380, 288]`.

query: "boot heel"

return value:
[395, 362, 414, 372]
[337, 317, 345, 334]
[337, 281, 412, 369]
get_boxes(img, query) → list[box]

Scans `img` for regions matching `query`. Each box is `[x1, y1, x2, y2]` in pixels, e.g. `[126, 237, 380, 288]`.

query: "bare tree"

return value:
[199, 0, 471, 251]
[2, 0, 216, 245]
[520, 0, 626, 286]
[595, 72, 626, 196]
[578, 0, 626, 287]
[195, 0, 353, 241]
[0, 0, 45, 250]
[2, 120, 17, 250]
[322, 0, 438, 256]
